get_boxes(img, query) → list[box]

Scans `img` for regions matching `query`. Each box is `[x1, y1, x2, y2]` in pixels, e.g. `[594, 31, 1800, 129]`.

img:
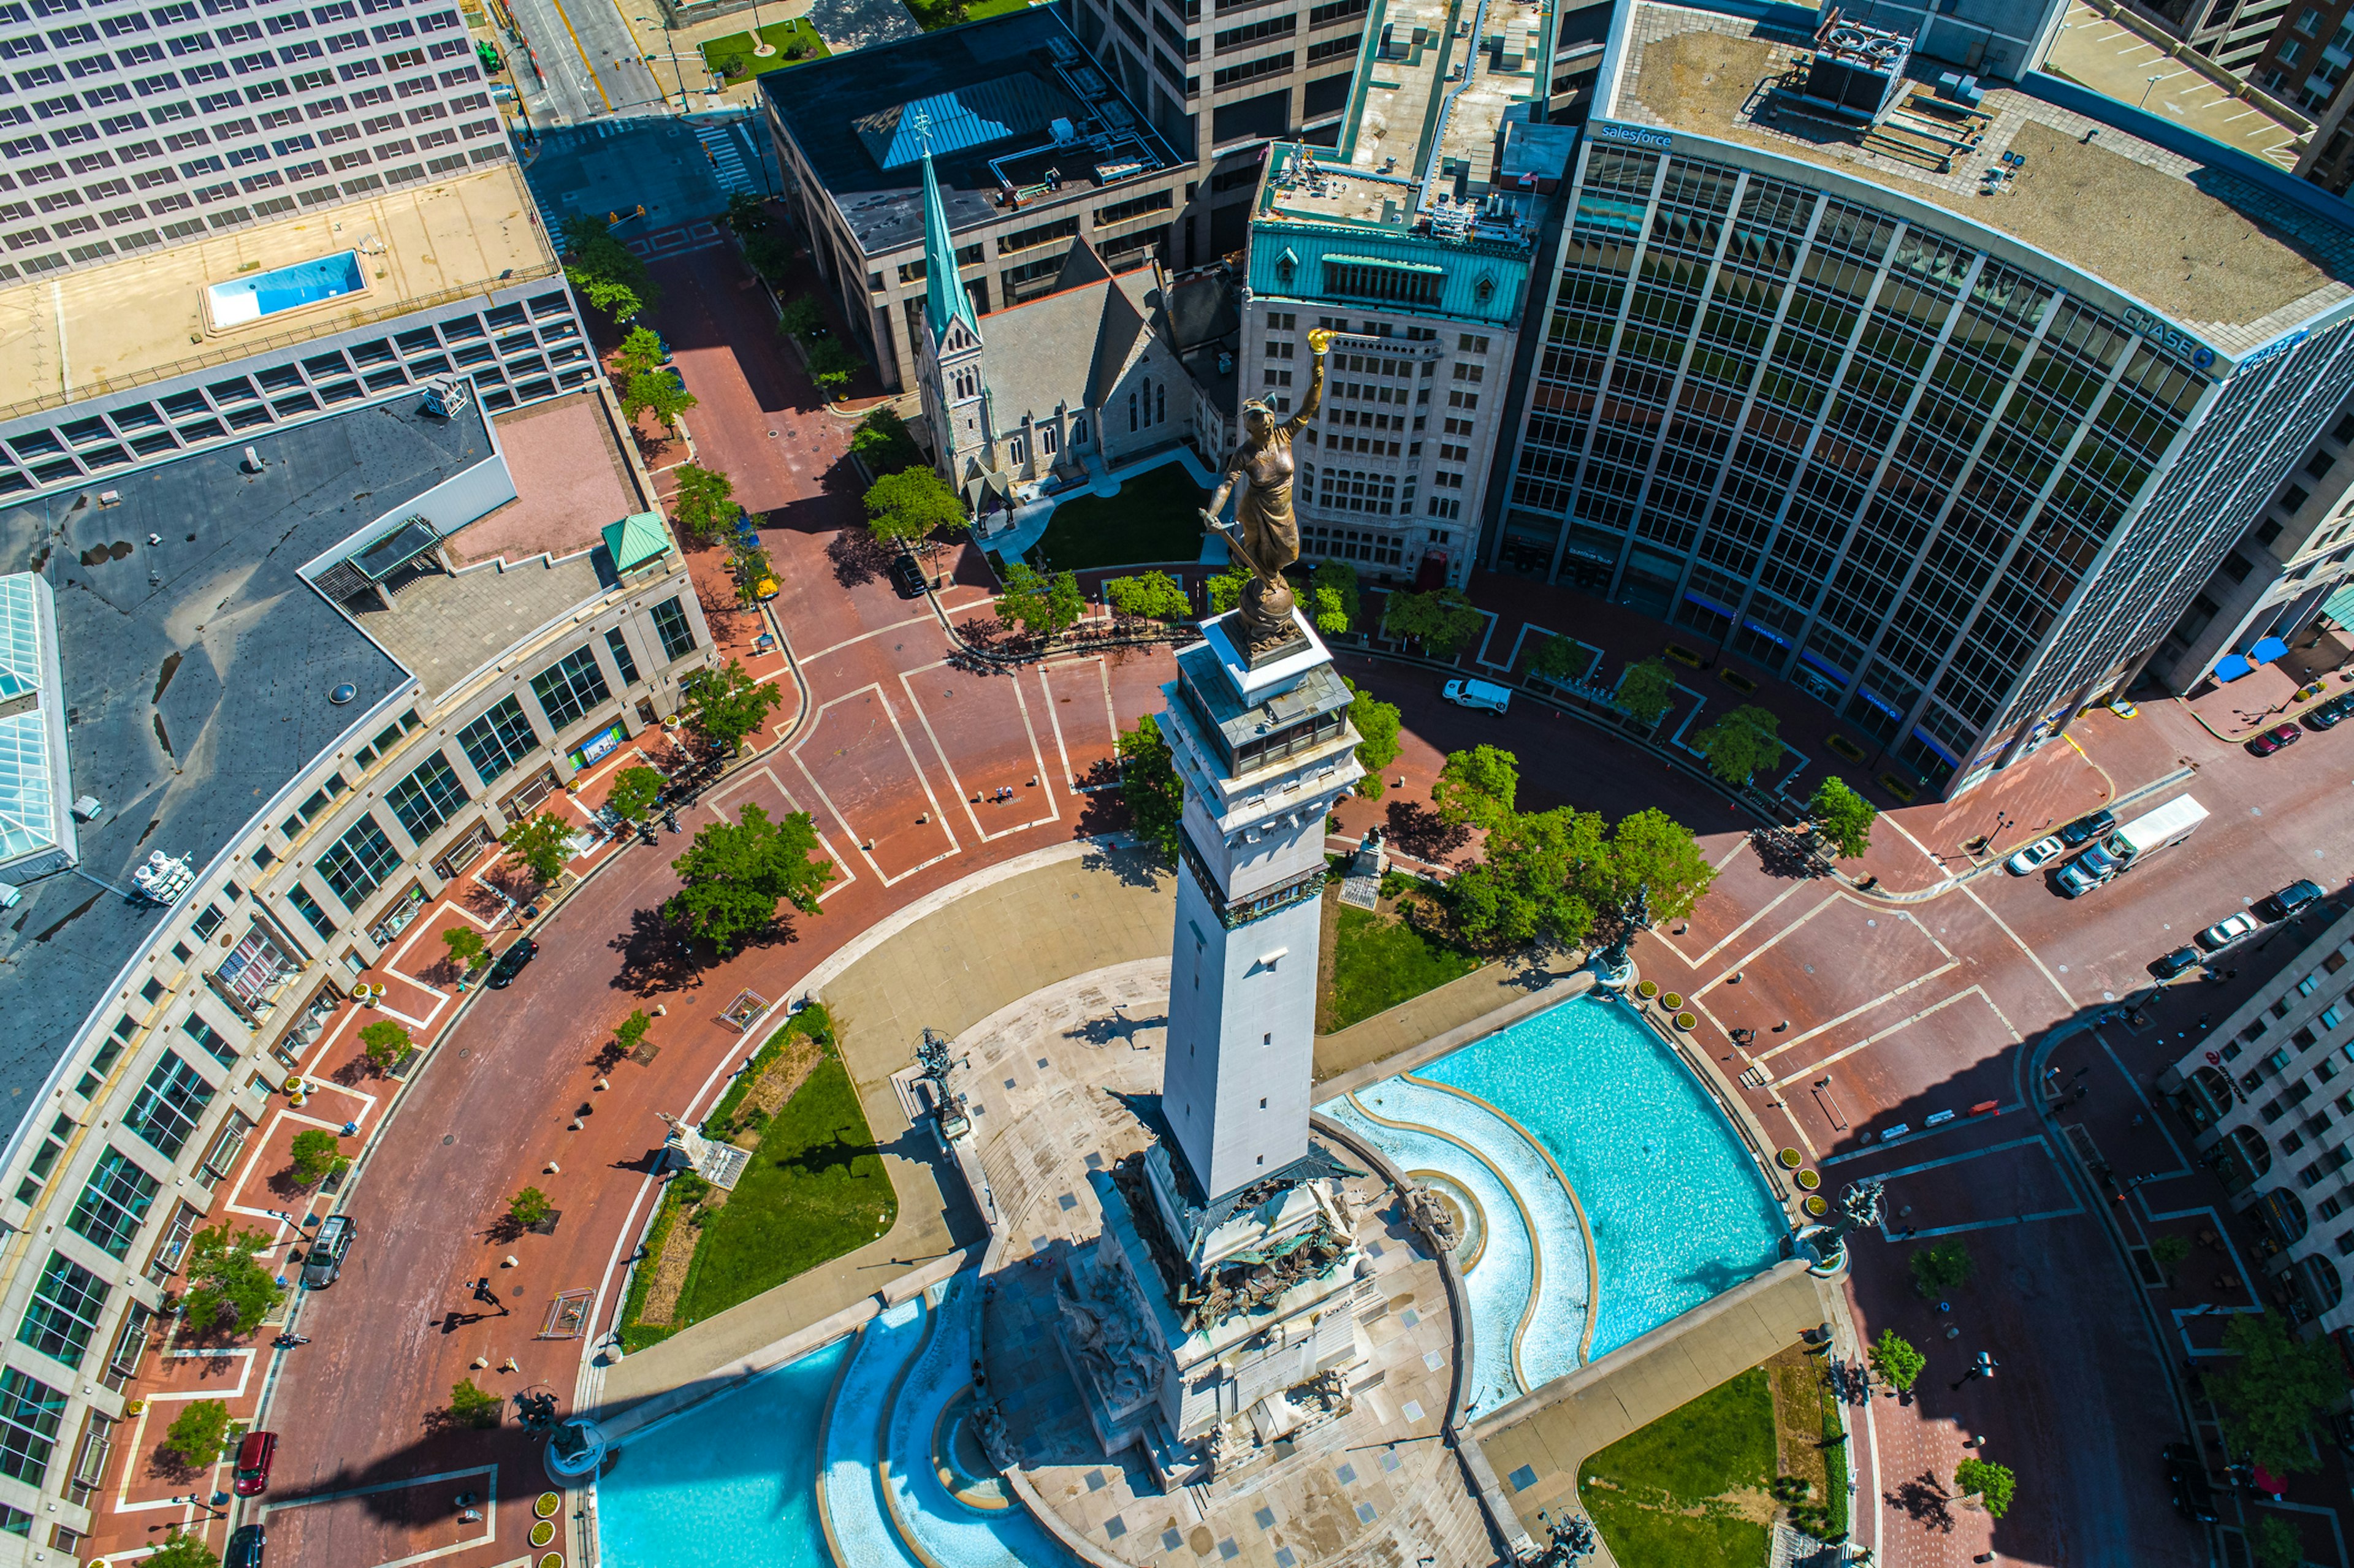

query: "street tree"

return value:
[1344, 678, 1401, 802]
[1808, 776, 1878, 861]
[777, 295, 823, 340]
[625, 368, 697, 430]
[147, 1532, 220, 1568]
[1909, 1238, 1976, 1295]
[1117, 714, 1184, 863]
[995, 563, 1084, 639]
[665, 801, 837, 953]
[1105, 571, 1192, 620]
[614, 325, 666, 379]
[1526, 633, 1590, 685]
[1206, 561, 1252, 613]
[681, 659, 786, 756]
[1384, 587, 1484, 655]
[289, 1128, 348, 1186]
[560, 215, 657, 322]
[1445, 807, 1606, 951]
[2207, 1311, 2353, 1473]
[606, 765, 666, 827]
[357, 1018, 410, 1075]
[669, 463, 736, 546]
[1613, 657, 1677, 728]
[2150, 1232, 2193, 1272]
[807, 335, 861, 396]
[614, 1009, 652, 1057]
[1868, 1328, 1925, 1392]
[180, 1225, 279, 1334]
[1693, 703, 1786, 787]
[849, 405, 925, 476]
[1433, 745, 1519, 830]
[443, 926, 487, 974]
[501, 812, 573, 885]
[2251, 1515, 2305, 1568]
[162, 1399, 230, 1469]
[1310, 560, 1358, 636]
[864, 466, 963, 552]
[1596, 808, 1717, 923]
[1952, 1458, 2014, 1519]
[508, 1186, 552, 1228]
[723, 190, 768, 235]
[448, 1378, 503, 1430]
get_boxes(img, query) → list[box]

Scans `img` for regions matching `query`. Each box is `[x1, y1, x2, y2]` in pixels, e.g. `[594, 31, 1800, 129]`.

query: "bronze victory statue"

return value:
[1202, 327, 1331, 650]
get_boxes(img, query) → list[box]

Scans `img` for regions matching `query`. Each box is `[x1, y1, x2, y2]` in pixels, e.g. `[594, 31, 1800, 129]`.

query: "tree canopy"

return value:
[1384, 587, 1484, 655]
[1309, 561, 1358, 636]
[996, 563, 1084, 639]
[147, 1531, 221, 1568]
[162, 1400, 230, 1469]
[1206, 561, 1252, 614]
[501, 812, 573, 884]
[1446, 807, 1606, 951]
[606, 764, 665, 824]
[357, 1019, 409, 1075]
[180, 1226, 279, 1334]
[625, 368, 696, 430]
[2250, 1515, 2304, 1568]
[1952, 1458, 2014, 1520]
[2207, 1311, 2352, 1473]
[1106, 571, 1192, 620]
[682, 658, 785, 755]
[1808, 775, 1877, 860]
[1869, 1328, 1924, 1392]
[669, 463, 735, 546]
[1432, 745, 1519, 830]
[1693, 703, 1786, 786]
[850, 405, 925, 476]
[864, 466, 963, 549]
[1594, 807, 1717, 923]
[1344, 678, 1401, 801]
[1118, 714, 1184, 862]
[665, 802, 836, 953]
[561, 215, 657, 321]
[1613, 657, 1676, 728]
[1526, 633, 1590, 685]
[614, 325, 666, 379]
[289, 1127, 348, 1186]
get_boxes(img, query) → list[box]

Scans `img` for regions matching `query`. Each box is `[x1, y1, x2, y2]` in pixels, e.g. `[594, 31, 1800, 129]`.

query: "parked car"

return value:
[2152, 945, 2203, 980]
[2005, 835, 2065, 875]
[1441, 678, 1512, 715]
[2109, 697, 2140, 718]
[2249, 723, 2303, 756]
[302, 1213, 354, 1288]
[2198, 911, 2260, 950]
[2056, 808, 2116, 847]
[226, 1524, 266, 1568]
[889, 553, 927, 599]
[486, 937, 538, 989]
[2264, 879, 2326, 918]
[232, 1430, 276, 1497]
[2164, 1442, 2217, 1523]
[2307, 701, 2346, 730]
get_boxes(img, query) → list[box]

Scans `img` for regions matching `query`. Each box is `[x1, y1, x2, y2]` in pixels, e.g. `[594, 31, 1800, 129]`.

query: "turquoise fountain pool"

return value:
[1321, 991, 1787, 1406]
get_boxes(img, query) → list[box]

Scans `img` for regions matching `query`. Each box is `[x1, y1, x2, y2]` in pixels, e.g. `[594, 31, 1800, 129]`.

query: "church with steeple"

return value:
[910, 145, 1203, 505]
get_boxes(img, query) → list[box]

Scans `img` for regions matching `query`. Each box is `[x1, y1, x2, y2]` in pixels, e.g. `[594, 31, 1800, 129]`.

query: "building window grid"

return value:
[384, 751, 466, 840]
[122, 1050, 213, 1160]
[17, 1250, 107, 1369]
[455, 693, 536, 784]
[0, 1368, 66, 1486]
[530, 643, 609, 733]
[650, 596, 695, 660]
[66, 1147, 158, 1260]
[316, 813, 398, 908]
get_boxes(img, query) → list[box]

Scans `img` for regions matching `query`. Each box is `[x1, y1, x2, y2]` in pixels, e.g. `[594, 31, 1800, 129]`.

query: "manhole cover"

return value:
[443, 1135, 455, 1145]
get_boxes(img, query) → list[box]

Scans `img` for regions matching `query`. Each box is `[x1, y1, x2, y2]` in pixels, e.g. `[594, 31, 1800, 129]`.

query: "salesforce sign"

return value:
[1592, 121, 1675, 153]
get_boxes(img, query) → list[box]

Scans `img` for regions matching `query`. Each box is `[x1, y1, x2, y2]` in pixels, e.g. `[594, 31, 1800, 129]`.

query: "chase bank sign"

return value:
[2120, 305, 2216, 371]
[1593, 122, 1675, 153]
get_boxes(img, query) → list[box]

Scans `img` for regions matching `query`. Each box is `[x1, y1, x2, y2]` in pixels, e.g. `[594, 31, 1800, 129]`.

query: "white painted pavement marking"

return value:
[1651, 877, 1827, 970]
[1772, 984, 1995, 1087]
[707, 761, 859, 903]
[1865, 1133, 2084, 1237]
[257, 1463, 508, 1567]
[897, 661, 1059, 844]
[788, 683, 962, 888]
[1962, 881, 2075, 1008]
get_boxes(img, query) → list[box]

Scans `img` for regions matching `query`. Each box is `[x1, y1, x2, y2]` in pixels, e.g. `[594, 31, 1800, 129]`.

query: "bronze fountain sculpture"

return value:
[1201, 327, 1332, 654]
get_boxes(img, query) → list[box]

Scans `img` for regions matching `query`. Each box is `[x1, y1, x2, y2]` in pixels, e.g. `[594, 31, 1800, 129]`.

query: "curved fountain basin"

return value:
[1419, 993, 1787, 1360]
[595, 1336, 848, 1566]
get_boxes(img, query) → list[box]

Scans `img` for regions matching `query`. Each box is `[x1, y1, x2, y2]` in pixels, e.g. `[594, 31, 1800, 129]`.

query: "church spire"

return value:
[920, 139, 978, 346]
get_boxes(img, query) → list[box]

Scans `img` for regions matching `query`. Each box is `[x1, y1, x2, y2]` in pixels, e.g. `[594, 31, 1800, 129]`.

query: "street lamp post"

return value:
[636, 14, 688, 108]
[750, 0, 775, 56]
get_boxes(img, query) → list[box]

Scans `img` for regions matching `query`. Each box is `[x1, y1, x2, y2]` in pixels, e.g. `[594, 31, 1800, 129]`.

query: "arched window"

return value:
[1156, 383, 1165, 425]
[1073, 416, 1088, 446]
[1042, 424, 1058, 454]
[1142, 377, 1152, 423]
[1009, 435, 1027, 465]
[1129, 392, 1138, 432]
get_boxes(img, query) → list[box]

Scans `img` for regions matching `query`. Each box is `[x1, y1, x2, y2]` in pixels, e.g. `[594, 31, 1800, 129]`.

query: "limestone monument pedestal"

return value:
[1054, 605, 1372, 1487]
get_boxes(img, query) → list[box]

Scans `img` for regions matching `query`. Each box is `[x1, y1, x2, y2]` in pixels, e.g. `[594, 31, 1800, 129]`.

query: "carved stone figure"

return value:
[1402, 1182, 1462, 1253]
[1056, 1268, 1161, 1413]
[970, 1399, 1016, 1471]
[1202, 329, 1332, 651]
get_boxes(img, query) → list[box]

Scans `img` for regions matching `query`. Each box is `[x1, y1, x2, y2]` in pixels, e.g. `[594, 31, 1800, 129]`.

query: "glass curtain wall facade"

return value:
[1496, 140, 2354, 794]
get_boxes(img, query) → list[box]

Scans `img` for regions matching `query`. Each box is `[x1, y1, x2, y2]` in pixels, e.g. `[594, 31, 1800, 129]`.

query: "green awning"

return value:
[602, 511, 670, 574]
[2325, 581, 2354, 630]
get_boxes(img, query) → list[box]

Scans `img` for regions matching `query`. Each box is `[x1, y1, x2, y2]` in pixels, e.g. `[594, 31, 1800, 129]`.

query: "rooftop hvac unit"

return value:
[70, 795, 103, 823]
[132, 851, 194, 905]
[1803, 9, 1913, 121]
[421, 373, 473, 419]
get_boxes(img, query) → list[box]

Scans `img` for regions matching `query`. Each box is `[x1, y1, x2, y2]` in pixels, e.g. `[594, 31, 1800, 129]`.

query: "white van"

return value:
[1442, 679, 1511, 715]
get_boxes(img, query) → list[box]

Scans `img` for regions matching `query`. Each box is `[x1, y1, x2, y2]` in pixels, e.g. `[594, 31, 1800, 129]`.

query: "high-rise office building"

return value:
[1488, 0, 2354, 798]
[1234, 0, 1576, 590]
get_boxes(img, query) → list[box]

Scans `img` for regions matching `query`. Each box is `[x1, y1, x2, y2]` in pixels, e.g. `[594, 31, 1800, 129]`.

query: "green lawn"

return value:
[672, 1050, 896, 1323]
[700, 20, 829, 81]
[1032, 463, 1208, 571]
[1579, 1366, 1777, 1568]
[1320, 904, 1486, 1033]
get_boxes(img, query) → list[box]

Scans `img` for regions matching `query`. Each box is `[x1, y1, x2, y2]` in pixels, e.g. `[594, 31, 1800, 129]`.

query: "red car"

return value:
[2249, 723, 2303, 756]
[232, 1430, 277, 1498]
